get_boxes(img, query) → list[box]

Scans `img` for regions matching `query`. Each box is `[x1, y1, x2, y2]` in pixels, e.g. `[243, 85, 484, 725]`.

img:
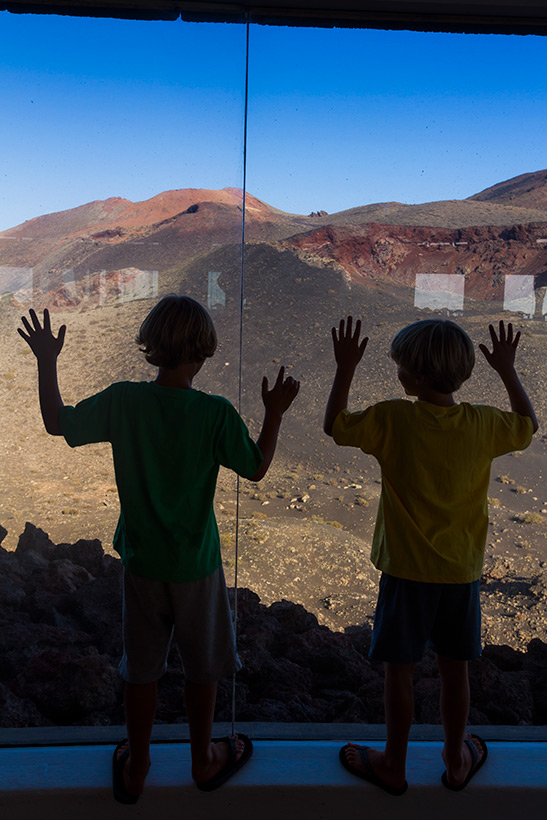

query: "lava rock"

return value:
[1, 521, 547, 727]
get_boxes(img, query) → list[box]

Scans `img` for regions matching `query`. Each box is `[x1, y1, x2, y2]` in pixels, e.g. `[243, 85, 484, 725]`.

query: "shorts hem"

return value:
[184, 659, 243, 685]
[368, 649, 422, 664]
[431, 645, 483, 662]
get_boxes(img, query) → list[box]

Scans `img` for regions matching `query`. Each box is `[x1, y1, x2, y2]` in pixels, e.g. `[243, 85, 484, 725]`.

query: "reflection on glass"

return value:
[208, 271, 226, 310]
[0, 266, 33, 303]
[503, 275, 535, 318]
[414, 273, 464, 313]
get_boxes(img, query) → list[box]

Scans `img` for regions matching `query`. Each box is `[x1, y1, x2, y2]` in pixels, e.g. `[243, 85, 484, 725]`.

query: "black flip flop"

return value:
[112, 739, 140, 805]
[196, 734, 254, 792]
[339, 743, 408, 796]
[441, 734, 488, 791]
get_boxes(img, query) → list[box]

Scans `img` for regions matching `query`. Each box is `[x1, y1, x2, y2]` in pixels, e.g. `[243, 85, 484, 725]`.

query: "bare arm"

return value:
[324, 317, 368, 436]
[479, 321, 538, 433]
[251, 366, 300, 481]
[18, 309, 66, 436]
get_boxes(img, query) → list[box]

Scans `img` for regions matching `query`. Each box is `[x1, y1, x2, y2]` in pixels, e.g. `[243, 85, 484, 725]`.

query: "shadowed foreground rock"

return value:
[0, 523, 545, 727]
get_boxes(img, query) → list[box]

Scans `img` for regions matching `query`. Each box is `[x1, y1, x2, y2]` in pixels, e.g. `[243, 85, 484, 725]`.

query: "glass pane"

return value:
[0, 11, 250, 728]
[0, 13, 247, 554]
[241, 24, 547, 721]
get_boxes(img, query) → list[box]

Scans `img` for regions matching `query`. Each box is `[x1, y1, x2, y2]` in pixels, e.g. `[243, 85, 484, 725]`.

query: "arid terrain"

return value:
[1, 169, 546, 664]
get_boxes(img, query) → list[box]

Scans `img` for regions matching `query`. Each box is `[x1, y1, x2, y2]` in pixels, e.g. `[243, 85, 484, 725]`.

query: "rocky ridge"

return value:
[2, 170, 547, 312]
[1, 523, 546, 728]
[280, 222, 547, 302]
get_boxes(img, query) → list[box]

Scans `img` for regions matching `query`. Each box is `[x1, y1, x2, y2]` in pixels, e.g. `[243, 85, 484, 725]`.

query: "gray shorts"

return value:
[119, 565, 241, 684]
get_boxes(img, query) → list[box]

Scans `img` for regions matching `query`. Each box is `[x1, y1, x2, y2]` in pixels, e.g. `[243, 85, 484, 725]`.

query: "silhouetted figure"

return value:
[324, 317, 537, 794]
[19, 296, 299, 802]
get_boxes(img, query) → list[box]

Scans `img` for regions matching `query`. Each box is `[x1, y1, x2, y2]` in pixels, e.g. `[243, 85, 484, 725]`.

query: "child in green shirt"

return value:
[19, 295, 299, 802]
[324, 317, 536, 795]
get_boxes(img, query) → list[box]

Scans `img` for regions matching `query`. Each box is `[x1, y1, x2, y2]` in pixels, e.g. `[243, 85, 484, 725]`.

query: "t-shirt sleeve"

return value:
[487, 407, 534, 458]
[59, 385, 115, 448]
[215, 401, 263, 479]
[332, 405, 385, 456]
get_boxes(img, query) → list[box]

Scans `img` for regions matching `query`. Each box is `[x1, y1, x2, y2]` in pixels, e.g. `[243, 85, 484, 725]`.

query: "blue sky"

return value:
[0, 12, 546, 230]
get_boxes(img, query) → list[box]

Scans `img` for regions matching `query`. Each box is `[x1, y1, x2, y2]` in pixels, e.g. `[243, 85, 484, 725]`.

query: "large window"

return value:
[1, 12, 546, 726]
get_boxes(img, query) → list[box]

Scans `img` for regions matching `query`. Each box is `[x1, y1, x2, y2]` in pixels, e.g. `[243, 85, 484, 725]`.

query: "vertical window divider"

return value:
[231, 12, 251, 737]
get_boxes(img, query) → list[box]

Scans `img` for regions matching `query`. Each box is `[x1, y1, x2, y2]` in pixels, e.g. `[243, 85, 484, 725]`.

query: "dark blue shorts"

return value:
[369, 573, 481, 664]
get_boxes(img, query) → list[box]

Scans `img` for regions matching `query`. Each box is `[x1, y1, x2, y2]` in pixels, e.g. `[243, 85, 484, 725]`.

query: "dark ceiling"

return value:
[1, 1, 547, 34]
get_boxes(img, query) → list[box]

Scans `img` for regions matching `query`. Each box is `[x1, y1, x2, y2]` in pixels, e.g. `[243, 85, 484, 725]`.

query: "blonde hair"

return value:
[136, 294, 217, 368]
[390, 319, 475, 394]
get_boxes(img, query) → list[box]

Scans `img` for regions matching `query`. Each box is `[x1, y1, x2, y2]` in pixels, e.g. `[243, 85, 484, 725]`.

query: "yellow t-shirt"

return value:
[333, 400, 533, 583]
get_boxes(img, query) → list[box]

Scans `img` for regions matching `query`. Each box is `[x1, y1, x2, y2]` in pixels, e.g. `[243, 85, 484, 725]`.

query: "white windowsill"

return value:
[1, 736, 546, 819]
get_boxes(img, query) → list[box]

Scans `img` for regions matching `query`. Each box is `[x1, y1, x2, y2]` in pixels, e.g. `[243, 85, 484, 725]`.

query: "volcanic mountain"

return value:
[1, 170, 547, 308]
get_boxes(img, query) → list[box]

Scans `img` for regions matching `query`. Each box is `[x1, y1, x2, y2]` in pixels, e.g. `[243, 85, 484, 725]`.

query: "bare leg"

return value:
[121, 680, 157, 795]
[437, 654, 484, 786]
[345, 662, 414, 789]
[184, 679, 244, 784]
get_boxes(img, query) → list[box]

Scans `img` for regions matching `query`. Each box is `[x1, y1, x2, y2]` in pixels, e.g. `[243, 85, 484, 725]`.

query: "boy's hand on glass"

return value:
[479, 321, 520, 376]
[332, 316, 368, 370]
[18, 309, 66, 361]
[261, 366, 300, 416]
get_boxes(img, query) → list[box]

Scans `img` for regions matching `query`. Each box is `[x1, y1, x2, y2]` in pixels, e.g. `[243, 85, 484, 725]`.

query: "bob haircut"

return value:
[390, 319, 475, 394]
[136, 294, 217, 368]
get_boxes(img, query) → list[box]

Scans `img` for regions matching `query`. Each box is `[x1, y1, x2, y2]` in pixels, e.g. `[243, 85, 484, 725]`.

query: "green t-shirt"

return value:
[59, 382, 262, 582]
[333, 400, 533, 584]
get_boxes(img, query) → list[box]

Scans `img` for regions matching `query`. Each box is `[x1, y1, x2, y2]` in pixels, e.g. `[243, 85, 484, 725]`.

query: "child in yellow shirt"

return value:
[324, 318, 536, 795]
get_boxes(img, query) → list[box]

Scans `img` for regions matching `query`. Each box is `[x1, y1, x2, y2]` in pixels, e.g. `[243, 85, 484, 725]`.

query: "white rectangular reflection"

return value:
[85, 269, 159, 305]
[0, 266, 33, 304]
[504, 275, 534, 318]
[208, 271, 226, 310]
[99, 271, 107, 306]
[25, 269, 160, 308]
[115, 269, 159, 303]
[59, 270, 77, 307]
[414, 273, 464, 313]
